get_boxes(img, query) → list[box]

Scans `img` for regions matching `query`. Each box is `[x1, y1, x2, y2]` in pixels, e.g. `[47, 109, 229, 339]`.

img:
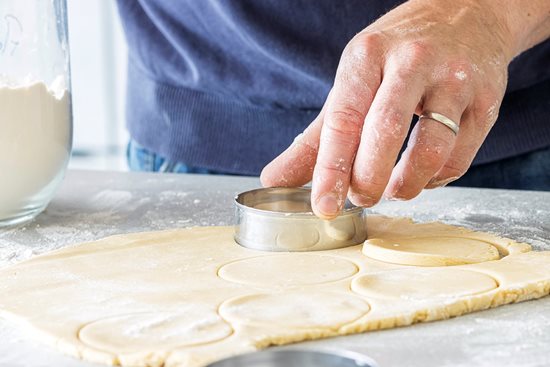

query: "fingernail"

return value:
[383, 195, 406, 201]
[349, 192, 376, 207]
[428, 176, 460, 188]
[316, 193, 340, 217]
[382, 190, 405, 201]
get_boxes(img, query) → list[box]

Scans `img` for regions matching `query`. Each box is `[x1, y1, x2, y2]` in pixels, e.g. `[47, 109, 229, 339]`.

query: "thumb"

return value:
[260, 105, 326, 188]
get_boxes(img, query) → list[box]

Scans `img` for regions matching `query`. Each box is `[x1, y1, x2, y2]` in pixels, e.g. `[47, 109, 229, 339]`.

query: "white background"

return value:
[67, 0, 129, 171]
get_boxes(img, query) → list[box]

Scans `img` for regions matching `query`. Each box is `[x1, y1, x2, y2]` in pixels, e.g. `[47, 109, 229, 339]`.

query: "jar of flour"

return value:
[0, 0, 72, 226]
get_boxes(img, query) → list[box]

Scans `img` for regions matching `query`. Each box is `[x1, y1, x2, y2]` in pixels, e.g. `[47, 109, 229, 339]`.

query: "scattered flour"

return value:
[454, 70, 467, 81]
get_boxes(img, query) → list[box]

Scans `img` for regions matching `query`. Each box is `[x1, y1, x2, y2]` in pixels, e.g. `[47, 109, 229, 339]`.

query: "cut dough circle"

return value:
[79, 310, 232, 354]
[363, 236, 500, 266]
[219, 291, 370, 329]
[218, 254, 358, 287]
[352, 268, 498, 301]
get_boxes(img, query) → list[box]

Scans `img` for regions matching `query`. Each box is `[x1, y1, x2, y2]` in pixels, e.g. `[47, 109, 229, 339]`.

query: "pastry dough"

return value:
[0, 216, 548, 367]
[363, 237, 500, 266]
[351, 268, 497, 300]
[79, 310, 232, 354]
[219, 290, 370, 329]
[218, 254, 358, 287]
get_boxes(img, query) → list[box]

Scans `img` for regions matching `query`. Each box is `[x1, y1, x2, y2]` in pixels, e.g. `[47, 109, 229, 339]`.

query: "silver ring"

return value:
[419, 111, 459, 135]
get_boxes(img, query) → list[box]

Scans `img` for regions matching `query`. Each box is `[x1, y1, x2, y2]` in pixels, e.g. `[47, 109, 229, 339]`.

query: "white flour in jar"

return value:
[0, 80, 71, 220]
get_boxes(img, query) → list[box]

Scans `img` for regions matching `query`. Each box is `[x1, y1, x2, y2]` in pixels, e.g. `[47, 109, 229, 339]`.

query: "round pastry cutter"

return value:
[234, 187, 366, 251]
[206, 349, 379, 367]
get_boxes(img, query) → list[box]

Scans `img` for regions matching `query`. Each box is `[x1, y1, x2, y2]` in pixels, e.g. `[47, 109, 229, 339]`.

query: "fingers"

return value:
[348, 65, 425, 207]
[260, 101, 326, 188]
[383, 85, 470, 199]
[264, 31, 501, 213]
[310, 33, 383, 219]
[426, 96, 501, 188]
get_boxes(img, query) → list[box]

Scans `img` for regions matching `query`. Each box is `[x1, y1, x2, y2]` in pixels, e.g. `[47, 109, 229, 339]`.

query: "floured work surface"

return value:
[0, 216, 549, 367]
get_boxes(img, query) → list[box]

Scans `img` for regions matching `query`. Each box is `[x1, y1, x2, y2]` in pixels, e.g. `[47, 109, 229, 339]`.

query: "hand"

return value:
[261, 0, 541, 219]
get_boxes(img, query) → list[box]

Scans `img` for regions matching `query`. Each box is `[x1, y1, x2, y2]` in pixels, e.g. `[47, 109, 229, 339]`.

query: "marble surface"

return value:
[0, 170, 548, 367]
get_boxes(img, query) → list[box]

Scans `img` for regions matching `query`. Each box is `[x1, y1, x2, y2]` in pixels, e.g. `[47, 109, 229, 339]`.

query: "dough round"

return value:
[79, 310, 232, 353]
[219, 291, 370, 329]
[218, 254, 358, 287]
[352, 268, 497, 301]
[363, 236, 500, 266]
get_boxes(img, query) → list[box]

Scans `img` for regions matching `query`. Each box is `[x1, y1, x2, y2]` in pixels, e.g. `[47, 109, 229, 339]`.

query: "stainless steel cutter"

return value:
[234, 187, 367, 251]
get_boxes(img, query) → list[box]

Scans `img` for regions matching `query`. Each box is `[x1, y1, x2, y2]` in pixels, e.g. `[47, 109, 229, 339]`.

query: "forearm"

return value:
[484, 0, 550, 57]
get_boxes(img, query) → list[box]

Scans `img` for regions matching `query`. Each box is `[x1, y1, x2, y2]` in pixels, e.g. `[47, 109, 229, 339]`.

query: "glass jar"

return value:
[0, 0, 72, 226]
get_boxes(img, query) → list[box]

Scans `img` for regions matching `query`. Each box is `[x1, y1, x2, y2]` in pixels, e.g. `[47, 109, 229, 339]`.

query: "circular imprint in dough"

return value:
[219, 291, 370, 329]
[275, 228, 320, 250]
[363, 236, 500, 266]
[352, 268, 497, 301]
[79, 310, 232, 354]
[218, 254, 358, 287]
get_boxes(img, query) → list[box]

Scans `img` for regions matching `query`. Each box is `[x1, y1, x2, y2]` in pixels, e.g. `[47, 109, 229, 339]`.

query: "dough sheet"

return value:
[0, 216, 548, 367]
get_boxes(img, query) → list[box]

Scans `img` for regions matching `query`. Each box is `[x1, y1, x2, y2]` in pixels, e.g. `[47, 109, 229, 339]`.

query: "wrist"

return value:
[482, 0, 550, 58]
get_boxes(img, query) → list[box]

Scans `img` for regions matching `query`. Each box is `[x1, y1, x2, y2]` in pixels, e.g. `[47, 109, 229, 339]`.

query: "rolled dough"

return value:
[0, 216, 549, 367]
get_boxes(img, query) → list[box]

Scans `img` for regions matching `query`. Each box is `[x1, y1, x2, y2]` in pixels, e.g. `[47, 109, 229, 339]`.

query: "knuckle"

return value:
[472, 95, 502, 128]
[397, 40, 434, 66]
[447, 60, 474, 81]
[408, 40, 434, 58]
[434, 61, 474, 98]
[378, 107, 406, 125]
[317, 157, 351, 175]
[367, 107, 410, 141]
[393, 66, 417, 82]
[345, 32, 385, 60]
[325, 106, 365, 136]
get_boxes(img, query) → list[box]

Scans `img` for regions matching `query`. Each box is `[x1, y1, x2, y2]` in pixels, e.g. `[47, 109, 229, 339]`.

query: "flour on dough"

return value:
[79, 310, 232, 354]
[0, 216, 548, 367]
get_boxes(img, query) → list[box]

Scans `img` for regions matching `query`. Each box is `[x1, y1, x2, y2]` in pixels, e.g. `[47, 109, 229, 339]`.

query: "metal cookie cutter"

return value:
[206, 348, 379, 367]
[234, 187, 367, 251]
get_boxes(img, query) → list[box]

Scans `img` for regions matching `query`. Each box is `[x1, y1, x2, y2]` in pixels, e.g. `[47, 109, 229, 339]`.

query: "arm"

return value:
[261, 0, 550, 219]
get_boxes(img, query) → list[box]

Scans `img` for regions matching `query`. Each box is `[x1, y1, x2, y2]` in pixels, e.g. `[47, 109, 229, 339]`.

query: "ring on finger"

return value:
[419, 111, 460, 136]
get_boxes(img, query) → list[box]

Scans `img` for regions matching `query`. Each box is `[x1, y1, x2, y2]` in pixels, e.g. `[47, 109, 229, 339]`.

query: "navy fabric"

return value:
[127, 139, 550, 190]
[451, 146, 550, 190]
[116, 0, 550, 176]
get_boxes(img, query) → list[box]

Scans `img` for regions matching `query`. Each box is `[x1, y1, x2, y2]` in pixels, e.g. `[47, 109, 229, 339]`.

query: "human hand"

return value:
[261, 0, 526, 219]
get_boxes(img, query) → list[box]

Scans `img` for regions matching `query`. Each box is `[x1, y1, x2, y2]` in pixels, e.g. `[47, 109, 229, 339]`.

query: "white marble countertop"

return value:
[0, 170, 549, 367]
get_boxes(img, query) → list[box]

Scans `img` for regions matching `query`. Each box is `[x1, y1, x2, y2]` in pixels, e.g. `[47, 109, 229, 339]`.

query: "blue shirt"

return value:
[116, 0, 550, 175]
